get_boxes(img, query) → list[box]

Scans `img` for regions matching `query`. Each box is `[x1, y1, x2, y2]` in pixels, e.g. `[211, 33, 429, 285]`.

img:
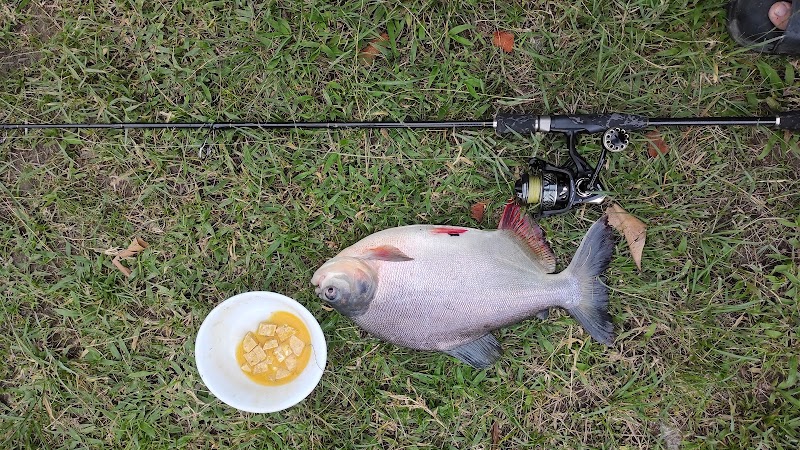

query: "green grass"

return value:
[1, 0, 799, 448]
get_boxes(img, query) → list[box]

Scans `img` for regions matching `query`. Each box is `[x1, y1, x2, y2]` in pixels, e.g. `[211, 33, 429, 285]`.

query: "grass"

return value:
[1, 0, 799, 448]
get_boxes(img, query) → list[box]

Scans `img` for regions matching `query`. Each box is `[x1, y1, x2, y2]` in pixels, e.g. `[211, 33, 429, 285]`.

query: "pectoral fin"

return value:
[362, 245, 413, 262]
[443, 334, 502, 369]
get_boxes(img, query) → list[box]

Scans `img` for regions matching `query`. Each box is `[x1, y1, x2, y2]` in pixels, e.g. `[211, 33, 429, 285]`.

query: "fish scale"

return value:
[312, 203, 616, 368]
[347, 230, 572, 350]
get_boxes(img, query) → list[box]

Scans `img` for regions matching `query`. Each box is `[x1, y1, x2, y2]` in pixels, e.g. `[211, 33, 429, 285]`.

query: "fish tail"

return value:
[563, 216, 616, 345]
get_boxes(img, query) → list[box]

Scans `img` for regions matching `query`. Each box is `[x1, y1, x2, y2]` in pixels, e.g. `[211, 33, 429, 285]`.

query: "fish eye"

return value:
[324, 286, 338, 301]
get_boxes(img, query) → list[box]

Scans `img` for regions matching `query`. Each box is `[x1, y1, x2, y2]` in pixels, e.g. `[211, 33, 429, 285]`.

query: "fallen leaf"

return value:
[109, 169, 135, 191]
[359, 32, 389, 64]
[227, 238, 237, 261]
[42, 395, 55, 422]
[645, 130, 669, 158]
[470, 202, 487, 222]
[606, 204, 646, 271]
[492, 31, 514, 53]
[491, 421, 501, 449]
[111, 237, 149, 277]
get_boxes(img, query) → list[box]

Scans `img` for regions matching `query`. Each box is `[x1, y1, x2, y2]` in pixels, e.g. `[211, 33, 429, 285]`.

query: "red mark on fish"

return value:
[431, 227, 468, 236]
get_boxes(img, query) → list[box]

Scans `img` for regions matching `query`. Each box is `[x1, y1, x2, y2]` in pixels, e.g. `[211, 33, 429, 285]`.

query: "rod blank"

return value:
[1, 111, 797, 132]
[0, 120, 495, 131]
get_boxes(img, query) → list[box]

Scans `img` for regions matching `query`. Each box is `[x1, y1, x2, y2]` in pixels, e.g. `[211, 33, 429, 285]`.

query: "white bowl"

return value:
[195, 291, 327, 413]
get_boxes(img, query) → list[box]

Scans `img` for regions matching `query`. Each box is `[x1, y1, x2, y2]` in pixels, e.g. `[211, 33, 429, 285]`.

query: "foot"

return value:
[728, 0, 800, 54]
[770, 1, 792, 30]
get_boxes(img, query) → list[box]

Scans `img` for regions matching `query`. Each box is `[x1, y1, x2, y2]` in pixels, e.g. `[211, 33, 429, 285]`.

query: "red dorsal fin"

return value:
[363, 245, 413, 262]
[498, 202, 557, 273]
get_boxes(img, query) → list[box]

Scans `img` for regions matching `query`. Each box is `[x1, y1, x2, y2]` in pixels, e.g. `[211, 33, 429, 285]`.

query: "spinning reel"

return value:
[514, 125, 630, 218]
[492, 111, 799, 218]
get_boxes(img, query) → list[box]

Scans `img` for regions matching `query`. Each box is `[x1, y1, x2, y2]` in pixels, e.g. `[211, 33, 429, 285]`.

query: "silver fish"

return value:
[311, 203, 616, 368]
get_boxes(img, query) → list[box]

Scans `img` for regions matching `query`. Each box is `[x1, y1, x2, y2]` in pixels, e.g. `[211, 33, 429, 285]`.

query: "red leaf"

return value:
[645, 130, 669, 158]
[470, 202, 487, 222]
[492, 31, 514, 53]
[359, 32, 389, 64]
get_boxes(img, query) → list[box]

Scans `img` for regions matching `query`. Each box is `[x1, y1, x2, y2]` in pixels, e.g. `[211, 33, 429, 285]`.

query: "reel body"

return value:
[500, 113, 638, 218]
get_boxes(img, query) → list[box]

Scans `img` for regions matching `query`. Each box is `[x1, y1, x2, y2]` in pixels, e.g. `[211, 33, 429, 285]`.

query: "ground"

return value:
[1, 1, 799, 449]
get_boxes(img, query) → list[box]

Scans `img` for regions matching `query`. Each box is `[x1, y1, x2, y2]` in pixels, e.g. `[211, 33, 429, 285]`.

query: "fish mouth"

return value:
[310, 271, 325, 296]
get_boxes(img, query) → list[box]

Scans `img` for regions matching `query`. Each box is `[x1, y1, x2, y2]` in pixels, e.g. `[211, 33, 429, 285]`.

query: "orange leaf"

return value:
[111, 237, 149, 277]
[492, 31, 514, 53]
[606, 204, 646, 271]
[359, 32, 389, 64]
[645, 130, 669, 158]
[470, 201, 487, 222]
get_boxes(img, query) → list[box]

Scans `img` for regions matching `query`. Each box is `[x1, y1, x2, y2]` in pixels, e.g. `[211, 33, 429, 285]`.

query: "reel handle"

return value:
[777, 111, 800, 131]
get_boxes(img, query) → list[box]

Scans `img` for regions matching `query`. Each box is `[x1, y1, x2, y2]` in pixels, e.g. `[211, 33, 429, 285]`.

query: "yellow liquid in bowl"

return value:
[236, 311, 312, 386]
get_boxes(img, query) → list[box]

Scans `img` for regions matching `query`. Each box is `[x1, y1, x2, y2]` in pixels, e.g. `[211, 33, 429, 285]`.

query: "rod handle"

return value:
[494, 112, 651, 135]
[777, 111, 800, 131]
[549, 114, 649, 134]
[494, 113, 539, 134]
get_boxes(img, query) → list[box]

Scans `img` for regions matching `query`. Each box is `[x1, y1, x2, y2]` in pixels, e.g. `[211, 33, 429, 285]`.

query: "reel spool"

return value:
[514, 158, 605, 218]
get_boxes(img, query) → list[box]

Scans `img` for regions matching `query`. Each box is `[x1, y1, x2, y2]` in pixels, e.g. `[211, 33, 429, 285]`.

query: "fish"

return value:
[311, 202, 616, 368]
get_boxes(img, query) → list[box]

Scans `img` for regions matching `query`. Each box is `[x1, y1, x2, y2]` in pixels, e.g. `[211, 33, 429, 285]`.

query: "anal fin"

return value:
[443, 334, 501, 369]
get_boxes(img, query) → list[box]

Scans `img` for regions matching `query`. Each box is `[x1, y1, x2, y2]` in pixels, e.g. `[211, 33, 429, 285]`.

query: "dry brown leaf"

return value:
[109, 169, 135, 191]
[645, 130, 669, 158]
[470, 201, 487, 222]
[359, 32, 389, 64]
[112, 237, 149, 277]
[606, 204, 646, 271]
[490, 421, 501, 449]
[42, 394, 57, 425]
[492, 31, 514, 53]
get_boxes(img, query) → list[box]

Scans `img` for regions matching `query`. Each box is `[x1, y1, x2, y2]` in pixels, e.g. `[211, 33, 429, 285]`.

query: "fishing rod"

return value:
[2, 110, 799, 217]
